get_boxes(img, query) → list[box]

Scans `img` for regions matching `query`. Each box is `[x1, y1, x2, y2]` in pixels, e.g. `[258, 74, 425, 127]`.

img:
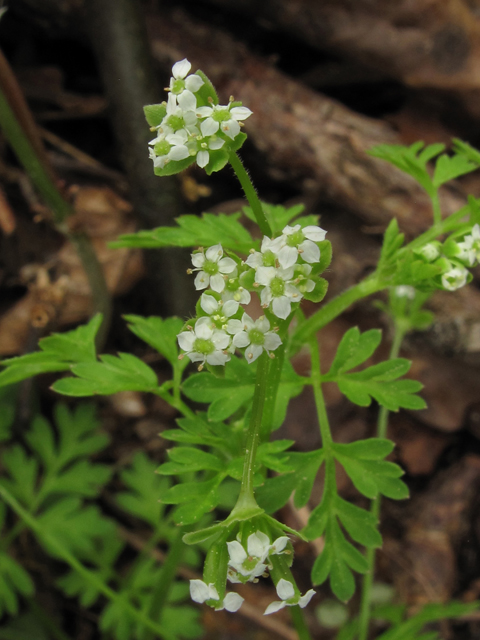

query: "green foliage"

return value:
[322, 327, 426, 411]
[124, 315, 188, 371]
[242, 202, 319, 236]
[110, 211, 257, 254]
[0, 314, 102, 387]
[0, 552, 34, 617]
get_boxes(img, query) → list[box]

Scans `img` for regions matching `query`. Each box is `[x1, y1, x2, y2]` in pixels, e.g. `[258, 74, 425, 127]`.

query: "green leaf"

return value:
[144, 103, 167, 127]
[111, 211, 256, 255]
[116, 452, 170, 528]
[162, 477, 222, 524]
[0, 445, 38, 508]
[52, 352, 159, 396]
[153, 156, 195, 177]
[332, 438, 395, 460]
[432, 153, 477, 188]
[0, 315, 102, 387]
[326, 327, 382, 378]
[336, 454, 409, 500]
[158, 447, 224, 475]
[194, 70, 219, 106]
[0, 553, 35, 616]
[0, 385, 17, 442]
[335, 497, 382, 548]
[124, 315, 186, 368]
[37, 498, 116, 558]
[380, 219, 405, 266]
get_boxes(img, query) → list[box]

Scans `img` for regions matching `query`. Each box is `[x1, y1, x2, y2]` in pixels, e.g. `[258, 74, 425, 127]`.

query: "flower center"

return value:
[270, 277, 286, 297]
[248, 329, 265, 345]
[193, 338, 215, 355]
[286, 230, 305, 247]
[154, 140, 171, 156]
[262, 250, 277, 267]
[171, 78, 186, 95]
[212, 107, 231, 123]
[202, 260, 219, 275]
[166, 114, 185, 131]
[225, 277, 240, 292]
[243, 556, 260, 571]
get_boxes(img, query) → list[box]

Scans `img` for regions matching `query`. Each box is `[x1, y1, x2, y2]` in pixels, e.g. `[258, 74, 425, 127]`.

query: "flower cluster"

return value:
[177, 223, 327, 367]
[189, 531, 315, 615]
[415, 224, 480, 292]
[146, 59, 252, 173]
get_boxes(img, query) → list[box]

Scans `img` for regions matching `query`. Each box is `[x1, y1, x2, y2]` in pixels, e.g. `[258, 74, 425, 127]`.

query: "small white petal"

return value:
[206, 244, 223, 261]
[233, 331, 250, 348]
[194, 271, 210, 290]
[299, 240, 320, 264]
[210, 273, 226, 292]
[264, 600, 287, 615]
[191, 252, 205, 268]
[185, 73, 204, 92]
[195, 317, 213, 339]
[190, 579, 217, 603]
[188, 352, 205, 363]
[245, 252, 263, 268]
[201, 118, 220, 136]
[178, 90, 197, 112]
[221, 119, 240, 139]
[172, 58, 191, 79]
[298, 589, 316, 608]
[222, 299, 239, 317]
[200, 293, 219, 314]
[227, 319, 243, 335]
[303, 225, 327, 242]
[229, 106, 253, 120]
[260, 287, 272, 307]
[277, 579, 295, 601]
[245, 344, 262, 362]
[277, 246, 298, 269]
[166, 130, 188, 144]
[196, 150, 209, 168]
[177, 332, 195, 351]
[223, 592, 244, 612]
[227, 540, 247, 564]
[196, 106, 213, 117]
[270, 536, 290, 554]
[218, 257, 237, 273]
[282, 225, 300, 235]
[264, 333, 282, 351]
[169, 145, 189, 161]
[207, 351, 230, 366]
[255, 266, 276, 286]
[255, 316, 270, 333]
[272, 297, 291, 319]
[209, 137, 225, 150]
[212, 330, 230, 350]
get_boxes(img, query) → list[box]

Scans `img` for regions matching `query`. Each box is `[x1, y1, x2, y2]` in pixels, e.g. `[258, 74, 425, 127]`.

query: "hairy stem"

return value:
[357, 322, 406, 640]
[229, 151, 272, 237]
[0, 484, 172, 640]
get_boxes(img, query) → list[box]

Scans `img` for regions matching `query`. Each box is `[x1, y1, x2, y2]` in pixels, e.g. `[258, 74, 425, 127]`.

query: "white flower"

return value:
[159, 92, 198, 136]
[269, 536, 290, 555]
[196, 103, 253, 140]
[191, 244, 237, 292]
[264, 579, 316, 615]
[227, 532, 270, 583]
[227, 313, 282, 362]
[177, 317, 230, 369]
[441, 265, 468, 291]
[200, 293, 239, 329]
[417, 242, 441, 262]
[456, 225, 480, 267]
[222, 271, 252, 304]
[193, 136, 226, 169]
[149, 130, 190, 169]
[169, 59, 204, 111]
[277, 224, 326, 269]
[190, 579, 219, 604]
[255, 266, 303, 319]
[245, 235, 285, 270]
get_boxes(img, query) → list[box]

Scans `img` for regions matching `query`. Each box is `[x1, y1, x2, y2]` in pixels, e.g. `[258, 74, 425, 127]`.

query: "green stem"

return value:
[357, 322, 406, 640]
[233, 352, 270, 512]
[228, 151, 272, 237]
[431, 189, 442, 225]
[292, 275, 384, 352]
[260, 342, 284, 441]
[0, 484, 172, 640]
[290, 605, 314, 640]
[309, 338, 333, 450]
[143, 527, 186, 640]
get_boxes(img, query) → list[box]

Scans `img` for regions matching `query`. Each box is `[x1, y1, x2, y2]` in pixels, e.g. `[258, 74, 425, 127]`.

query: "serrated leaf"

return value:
[111, 211, 256, 255]
[162, 477, 221, 524]
[312, 539, 333, 585]
[0, 445, 38, 508]
[332, 439, 395, 460]
[0, 553, 35, 616]
[53, 353, 159, 396]
[335, 497, 382, 548]
[124, 315, 185, 368]
[158, 447, 224, 475]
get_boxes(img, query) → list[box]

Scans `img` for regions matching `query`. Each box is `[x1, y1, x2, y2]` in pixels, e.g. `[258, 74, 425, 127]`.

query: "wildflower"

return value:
[276, 224, 326, 269]
[222, 278, 252, 305]
[189, 580, 244, 613]
[227, 313, 282, 362]
[394, 285, 416, 299]
[196, 102, 253, 139]
[441, 265, 469, 291]
[200, 293, 239, 329]
[255, 266, 303, 319]
[177, 317, 230, 369]
[264, 579, 316, 615]
[148, 130, 190, 169]
[416, 242, 441, 262]
[189, 135, 226, 169]
[226, 532, 291, 583]
[191, 244, 236, 292]
[158, 93, 199, 137]
[169, 59, 204, 111]
[294, 263, 316, 294]
[245, 235, 285, 270]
